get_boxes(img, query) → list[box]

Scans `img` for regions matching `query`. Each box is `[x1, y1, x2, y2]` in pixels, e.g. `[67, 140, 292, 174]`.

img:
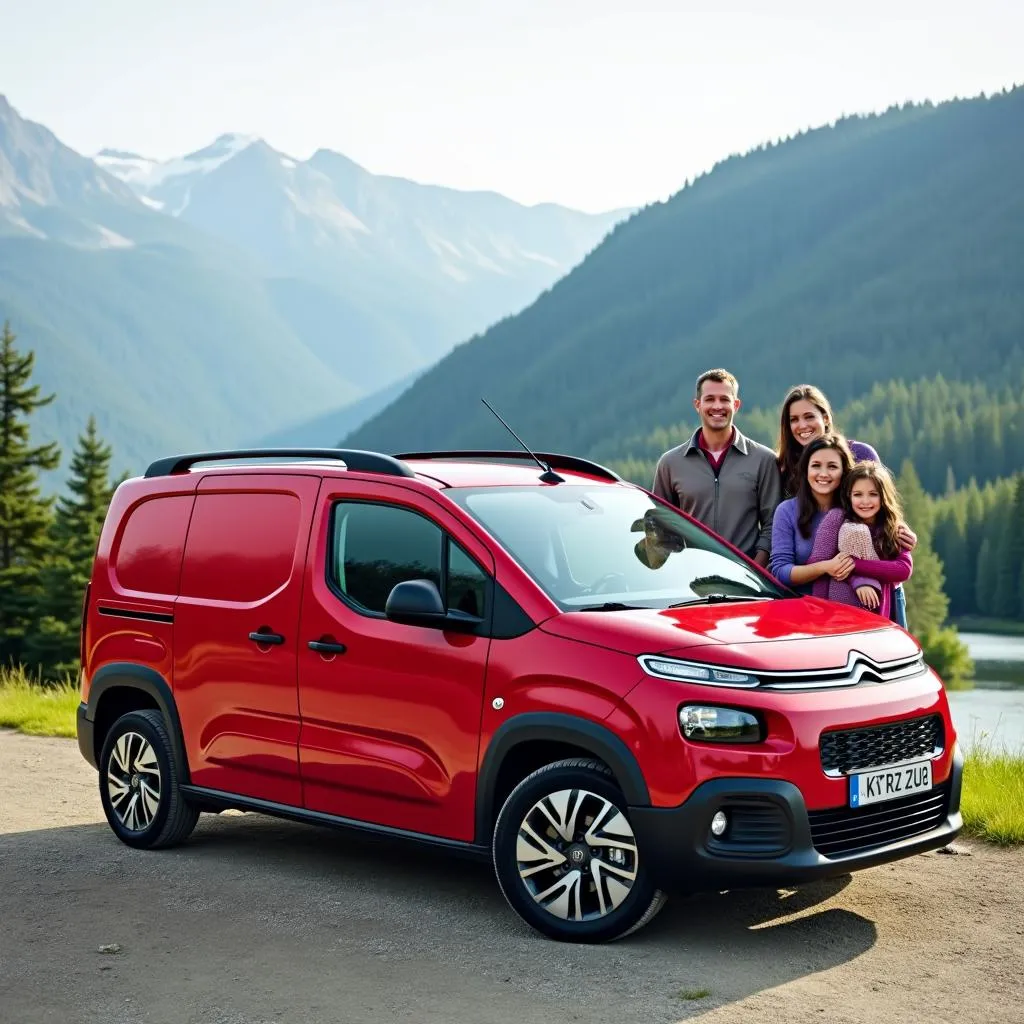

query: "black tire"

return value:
[492, 758, 667, 943]
[98, 709, 199, 849]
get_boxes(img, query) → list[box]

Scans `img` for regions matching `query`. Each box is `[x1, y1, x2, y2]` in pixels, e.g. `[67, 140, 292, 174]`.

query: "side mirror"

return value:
[384, 579, 447, 627]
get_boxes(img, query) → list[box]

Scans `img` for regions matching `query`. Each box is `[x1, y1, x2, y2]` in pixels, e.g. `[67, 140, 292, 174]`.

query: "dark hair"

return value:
[777, 384, 836, 497]
[795, 435, 854, 538]
[842, 461, 905, 559]
[695, 368, 738, 399]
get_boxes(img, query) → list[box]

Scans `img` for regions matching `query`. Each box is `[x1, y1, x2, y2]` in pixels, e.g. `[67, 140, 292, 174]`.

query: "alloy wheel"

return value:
[106, 731, 162, 832]
[515, 787, 639, 921]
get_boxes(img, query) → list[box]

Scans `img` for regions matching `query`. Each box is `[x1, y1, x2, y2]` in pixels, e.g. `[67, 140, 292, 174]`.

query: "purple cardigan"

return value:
[808, 508, 913, 619]
[769, 498, 825, 591]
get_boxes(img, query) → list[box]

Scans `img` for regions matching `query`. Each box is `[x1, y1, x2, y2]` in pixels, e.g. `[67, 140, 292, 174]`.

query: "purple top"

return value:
[769, 498, 826, 588]
[848, 438, 880, 463]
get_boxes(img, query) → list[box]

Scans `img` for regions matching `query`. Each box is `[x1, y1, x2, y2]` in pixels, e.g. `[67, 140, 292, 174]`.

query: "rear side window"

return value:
[179, 492, 301, 602]
[329, 502, 488, 617]
[112, 495, 194, 596]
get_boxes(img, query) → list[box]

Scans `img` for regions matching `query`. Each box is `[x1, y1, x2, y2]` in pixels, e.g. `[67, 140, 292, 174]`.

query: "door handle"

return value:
[248, 630, 285, 646]
[307, 639, 347, 654]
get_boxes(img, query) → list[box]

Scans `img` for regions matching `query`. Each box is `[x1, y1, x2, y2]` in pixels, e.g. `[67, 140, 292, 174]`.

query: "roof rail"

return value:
[144, 448, 415, 479]
[394, 450, 623, 482]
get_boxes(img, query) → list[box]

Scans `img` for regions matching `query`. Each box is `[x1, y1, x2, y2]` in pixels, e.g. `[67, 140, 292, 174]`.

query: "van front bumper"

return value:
[629, 744, 963, 893]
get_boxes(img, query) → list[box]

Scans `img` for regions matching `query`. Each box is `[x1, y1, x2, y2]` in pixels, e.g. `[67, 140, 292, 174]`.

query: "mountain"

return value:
[345, 88, 1024, 461]
[0, 94, 626, 481]
[254, 371, 422, 450]
[0, 97, 359, 479]
[95, 135, 629, 385]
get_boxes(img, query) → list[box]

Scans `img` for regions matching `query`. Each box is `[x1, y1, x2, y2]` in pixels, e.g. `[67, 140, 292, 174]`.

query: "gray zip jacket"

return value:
[651, 427, 782, 558]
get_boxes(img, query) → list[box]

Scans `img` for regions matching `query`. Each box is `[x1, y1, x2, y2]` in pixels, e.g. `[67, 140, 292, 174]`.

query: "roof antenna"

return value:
[481, 398, 564, 483]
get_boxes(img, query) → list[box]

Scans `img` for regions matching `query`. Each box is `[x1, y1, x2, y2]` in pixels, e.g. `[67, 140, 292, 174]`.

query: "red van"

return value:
[76, 448, 962, 943]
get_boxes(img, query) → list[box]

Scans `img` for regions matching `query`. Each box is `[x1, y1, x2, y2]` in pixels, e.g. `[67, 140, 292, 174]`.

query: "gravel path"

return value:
[1, 729, 1022, 1024]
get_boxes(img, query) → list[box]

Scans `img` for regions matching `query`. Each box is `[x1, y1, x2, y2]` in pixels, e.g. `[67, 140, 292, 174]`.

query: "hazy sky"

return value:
[4, 0, 1021, 212]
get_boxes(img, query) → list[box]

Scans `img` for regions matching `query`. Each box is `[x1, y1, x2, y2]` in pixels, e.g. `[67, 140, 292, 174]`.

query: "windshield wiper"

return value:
[577, 602, 644, 612]
[669, 593, 777, 608]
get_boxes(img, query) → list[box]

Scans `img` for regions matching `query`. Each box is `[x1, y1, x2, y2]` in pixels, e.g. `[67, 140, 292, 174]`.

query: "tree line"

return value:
[1, 321, 119, 683]
[932, 473, 1024, 621]
[601, 373, 1024, 498]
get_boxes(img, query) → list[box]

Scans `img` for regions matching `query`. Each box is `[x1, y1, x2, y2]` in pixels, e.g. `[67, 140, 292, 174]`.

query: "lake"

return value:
[946, 632, 1024, 751]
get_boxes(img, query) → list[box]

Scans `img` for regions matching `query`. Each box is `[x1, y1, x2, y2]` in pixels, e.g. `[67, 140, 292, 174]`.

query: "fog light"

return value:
[679, 705, 761, 743]
[711, 811, 728, 837]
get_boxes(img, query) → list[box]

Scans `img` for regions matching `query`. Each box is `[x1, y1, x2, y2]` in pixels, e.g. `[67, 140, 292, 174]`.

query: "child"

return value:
[807, 461, 913, 620]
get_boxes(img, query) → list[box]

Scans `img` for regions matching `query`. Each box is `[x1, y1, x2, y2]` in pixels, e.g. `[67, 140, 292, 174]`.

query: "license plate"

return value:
[849, 758, 932, 808]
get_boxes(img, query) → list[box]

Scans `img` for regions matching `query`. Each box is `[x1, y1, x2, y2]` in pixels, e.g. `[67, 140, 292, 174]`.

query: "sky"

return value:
[3, 0, 1022, 212]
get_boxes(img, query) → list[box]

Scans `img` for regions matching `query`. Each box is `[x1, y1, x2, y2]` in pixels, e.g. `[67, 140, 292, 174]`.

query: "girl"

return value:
[769, 436, 857, 595]
[808, 461, 913, 620]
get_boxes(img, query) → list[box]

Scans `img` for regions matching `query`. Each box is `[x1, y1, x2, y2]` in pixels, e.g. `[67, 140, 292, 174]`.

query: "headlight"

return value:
[679, 705, 762, 743]
[639, 655, 759, 688]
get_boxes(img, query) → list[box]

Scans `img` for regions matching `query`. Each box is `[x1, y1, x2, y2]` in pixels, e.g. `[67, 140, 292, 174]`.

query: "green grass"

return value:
[0, 666, 79, 738]
[961, 741, 1024, 846]
[676, 987, 712, 1001]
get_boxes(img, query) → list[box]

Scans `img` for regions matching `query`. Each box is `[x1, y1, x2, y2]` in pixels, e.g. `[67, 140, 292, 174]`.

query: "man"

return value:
[651, 368, 781, 567]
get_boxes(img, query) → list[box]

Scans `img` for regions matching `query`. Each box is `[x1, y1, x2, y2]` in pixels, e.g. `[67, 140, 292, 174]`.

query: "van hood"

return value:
[539, 597, 921, 671]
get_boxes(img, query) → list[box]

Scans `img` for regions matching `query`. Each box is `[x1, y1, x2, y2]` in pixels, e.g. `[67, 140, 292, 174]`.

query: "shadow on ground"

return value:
[0, 811, 876, 1024]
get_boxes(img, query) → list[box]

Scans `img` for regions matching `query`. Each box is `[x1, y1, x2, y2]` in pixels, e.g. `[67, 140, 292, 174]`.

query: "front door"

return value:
[297, 481, 492, 841]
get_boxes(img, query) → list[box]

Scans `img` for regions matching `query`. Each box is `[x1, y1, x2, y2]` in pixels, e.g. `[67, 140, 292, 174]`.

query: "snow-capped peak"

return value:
[95, 133, 261, 192]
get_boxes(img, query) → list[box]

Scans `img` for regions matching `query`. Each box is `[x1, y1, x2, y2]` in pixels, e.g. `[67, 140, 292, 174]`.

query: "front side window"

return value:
[329, 501, 488, 618]
[448, 485, 786, 611]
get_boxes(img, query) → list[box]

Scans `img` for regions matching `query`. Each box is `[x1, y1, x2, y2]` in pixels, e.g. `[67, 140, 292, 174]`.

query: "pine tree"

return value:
[897, 460, 949, 635]
[975, 538, 998, 616]
[24, 417, 115, 679]
[0, 321, 61, 668]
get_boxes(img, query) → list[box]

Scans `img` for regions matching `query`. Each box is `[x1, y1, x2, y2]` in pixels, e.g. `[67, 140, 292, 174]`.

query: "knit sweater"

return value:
[808, 509, 913, 619]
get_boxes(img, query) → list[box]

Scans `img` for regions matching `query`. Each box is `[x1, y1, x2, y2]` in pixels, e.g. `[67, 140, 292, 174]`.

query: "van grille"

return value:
[808, 781, 950, 858]
[819, 715, 943, 776]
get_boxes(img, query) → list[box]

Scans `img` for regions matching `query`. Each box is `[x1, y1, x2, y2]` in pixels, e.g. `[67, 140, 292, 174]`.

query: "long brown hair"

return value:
[796, 435, 853, 538]
[842, 461, 905, 558]
[777, 384, 836, 497]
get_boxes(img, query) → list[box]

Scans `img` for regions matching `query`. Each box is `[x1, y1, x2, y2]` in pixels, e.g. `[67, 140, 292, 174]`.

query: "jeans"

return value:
[893, 584, 908, 629]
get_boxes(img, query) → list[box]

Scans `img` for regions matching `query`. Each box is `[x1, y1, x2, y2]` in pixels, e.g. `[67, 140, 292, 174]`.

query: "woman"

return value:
[769, 436, 856, 594]
[775, 383, 915, 627]
[776, 385, 879, 498]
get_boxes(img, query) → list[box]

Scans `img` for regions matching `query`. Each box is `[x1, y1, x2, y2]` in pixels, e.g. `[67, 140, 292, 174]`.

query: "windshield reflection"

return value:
[449, 485, 786, 611]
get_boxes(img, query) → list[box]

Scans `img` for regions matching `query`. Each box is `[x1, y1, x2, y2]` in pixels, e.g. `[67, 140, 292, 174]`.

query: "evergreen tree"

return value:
[992, 475, 1024, 618]
[975, 538, 998, 616]
[933, 509, 971, 616]
[24, 417, 115, 679]
[897, 461, 949, 635]
[0, 321, 60, 668]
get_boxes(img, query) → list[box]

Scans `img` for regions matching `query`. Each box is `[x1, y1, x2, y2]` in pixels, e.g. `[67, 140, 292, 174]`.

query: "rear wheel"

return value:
[98, 709, 199, 849]
[492, 758, 667, 942]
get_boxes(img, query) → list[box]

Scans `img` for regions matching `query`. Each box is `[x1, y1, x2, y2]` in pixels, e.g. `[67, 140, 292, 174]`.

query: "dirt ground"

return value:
[1, 729, 1022, 1024]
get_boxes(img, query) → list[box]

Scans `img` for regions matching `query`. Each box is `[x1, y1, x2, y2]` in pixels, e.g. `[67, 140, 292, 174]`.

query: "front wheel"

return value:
[98, 709, 199, 849]
[492, 758, 667, 942]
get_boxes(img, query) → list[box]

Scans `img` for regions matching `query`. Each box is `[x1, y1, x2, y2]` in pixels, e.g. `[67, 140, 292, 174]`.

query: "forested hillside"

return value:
[347, 88, 1024, 458]
[606, 374, 1024, 496]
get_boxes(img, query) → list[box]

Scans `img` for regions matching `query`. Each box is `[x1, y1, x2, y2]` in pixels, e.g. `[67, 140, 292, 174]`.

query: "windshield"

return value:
[449, 485, 787, 610]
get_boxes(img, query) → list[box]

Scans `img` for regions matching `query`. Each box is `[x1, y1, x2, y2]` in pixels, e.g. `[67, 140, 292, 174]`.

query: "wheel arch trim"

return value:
[85, 664, 189, 782]
[475, 712, 650, 844]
